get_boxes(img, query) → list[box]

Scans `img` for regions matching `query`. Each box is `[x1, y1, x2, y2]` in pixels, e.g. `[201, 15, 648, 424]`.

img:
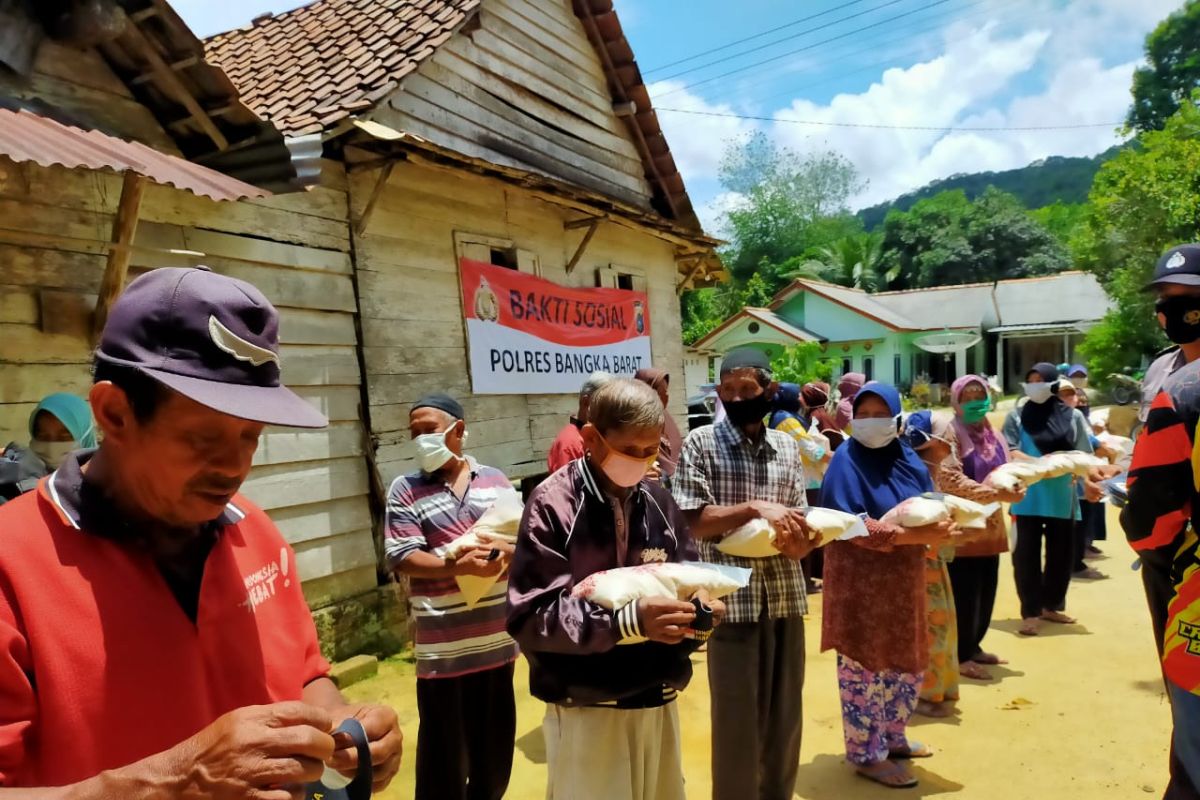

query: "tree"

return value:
[1076, 98, 1200, 376]
[1128, 0, 1200, 132]
[719, 131, 865, 287]
[1029, 201, 1088, 248]
[879, 187, 1070, 288]
[771, 343, 836, 386]
[789, 232, 899, 291]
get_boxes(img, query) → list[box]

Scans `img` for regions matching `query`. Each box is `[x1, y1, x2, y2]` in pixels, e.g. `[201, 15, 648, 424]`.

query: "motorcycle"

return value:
[1107, 370, 1144, 406]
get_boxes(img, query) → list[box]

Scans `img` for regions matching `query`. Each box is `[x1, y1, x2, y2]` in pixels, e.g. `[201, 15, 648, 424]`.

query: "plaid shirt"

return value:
[672, 418, 808, 624]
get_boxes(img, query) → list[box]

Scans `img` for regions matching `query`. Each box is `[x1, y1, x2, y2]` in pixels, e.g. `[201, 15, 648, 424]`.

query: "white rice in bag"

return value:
[880, 496, 951, 528]
[571, 562, 749, 611]
[436, 492, 524, 608]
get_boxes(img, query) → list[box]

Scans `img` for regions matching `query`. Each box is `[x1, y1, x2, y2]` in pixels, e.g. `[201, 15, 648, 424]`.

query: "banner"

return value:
[460, 258, 652, 394]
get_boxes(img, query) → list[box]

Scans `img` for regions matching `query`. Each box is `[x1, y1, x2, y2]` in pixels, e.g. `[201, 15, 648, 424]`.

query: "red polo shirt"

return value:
[547, 417, 586, 474]
[0, 452, 330, 786]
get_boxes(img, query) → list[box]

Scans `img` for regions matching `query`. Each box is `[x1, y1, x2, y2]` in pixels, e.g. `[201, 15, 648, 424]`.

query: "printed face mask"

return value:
[960, 398, 991, 424]
[414, 426, 463, 473]
[850, 417, 898, 449]
[594, 432, 656, 488]
[1157, 295, 1200, 345]
[30, 439, 77, 469]
[723, 393, 771, 427]
[1022, 382, 1054, 404]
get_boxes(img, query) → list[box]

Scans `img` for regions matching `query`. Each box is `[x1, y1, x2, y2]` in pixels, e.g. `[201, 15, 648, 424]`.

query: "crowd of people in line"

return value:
[6, 245, 1200, 800]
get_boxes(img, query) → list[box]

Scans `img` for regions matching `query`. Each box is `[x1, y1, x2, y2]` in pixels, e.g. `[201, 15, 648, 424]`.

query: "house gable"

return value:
[778, 292, 891, 342]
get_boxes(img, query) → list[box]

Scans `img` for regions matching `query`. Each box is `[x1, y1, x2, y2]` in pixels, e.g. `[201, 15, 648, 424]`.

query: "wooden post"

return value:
[355, 161, 394, 238]
[565, 218, 601, 274]
[93, 172, 147, 341]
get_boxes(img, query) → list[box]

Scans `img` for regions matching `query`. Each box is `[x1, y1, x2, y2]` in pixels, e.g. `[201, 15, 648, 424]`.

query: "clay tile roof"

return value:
[205, 0, 480, 138]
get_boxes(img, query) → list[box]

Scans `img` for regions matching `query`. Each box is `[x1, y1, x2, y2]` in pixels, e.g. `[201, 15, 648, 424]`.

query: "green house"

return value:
[690, 273, 1112, 395]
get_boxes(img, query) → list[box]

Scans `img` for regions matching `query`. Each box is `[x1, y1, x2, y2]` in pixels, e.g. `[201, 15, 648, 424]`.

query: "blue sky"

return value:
[178, 0, 1183, 230]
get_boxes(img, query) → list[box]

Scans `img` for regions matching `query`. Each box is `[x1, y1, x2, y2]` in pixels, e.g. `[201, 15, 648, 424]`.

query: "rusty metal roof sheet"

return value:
[0, 107, 269, 201]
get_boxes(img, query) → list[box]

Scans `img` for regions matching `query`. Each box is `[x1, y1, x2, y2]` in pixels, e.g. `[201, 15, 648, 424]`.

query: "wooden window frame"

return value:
[595, 264, 648, 293]
[453, 231, 540, 276]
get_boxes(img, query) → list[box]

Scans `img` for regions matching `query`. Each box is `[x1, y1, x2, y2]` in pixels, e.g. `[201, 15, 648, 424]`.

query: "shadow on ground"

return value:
[991, 618, 1093, 638]
[516, 725, 546, 764]
[794, 753, 965, 797]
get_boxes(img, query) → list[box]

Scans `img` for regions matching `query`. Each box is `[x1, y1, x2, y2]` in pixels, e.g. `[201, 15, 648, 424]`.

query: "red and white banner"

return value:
[460, 259, 652, 394]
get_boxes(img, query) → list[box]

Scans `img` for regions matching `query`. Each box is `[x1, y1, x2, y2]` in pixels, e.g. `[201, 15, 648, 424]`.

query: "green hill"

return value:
[857, 146, 1122, 230]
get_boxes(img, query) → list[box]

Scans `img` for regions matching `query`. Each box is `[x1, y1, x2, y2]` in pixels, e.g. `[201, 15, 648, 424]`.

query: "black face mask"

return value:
[1157, 295, 1200, 344]
[724, 393, 771, 427]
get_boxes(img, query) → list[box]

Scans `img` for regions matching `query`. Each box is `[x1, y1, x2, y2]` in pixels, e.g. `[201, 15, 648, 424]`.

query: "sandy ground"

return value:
[346, 504, 1174, 799]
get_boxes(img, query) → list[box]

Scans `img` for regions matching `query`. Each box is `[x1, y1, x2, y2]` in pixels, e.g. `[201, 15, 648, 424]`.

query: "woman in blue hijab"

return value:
[1, 393, 95, 504]
[819, 382, 957, 789]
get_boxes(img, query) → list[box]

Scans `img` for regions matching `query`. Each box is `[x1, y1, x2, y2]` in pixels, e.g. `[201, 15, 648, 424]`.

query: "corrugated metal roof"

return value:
[874, 283, 997, 330]
[0, 108, 269, 201]
[993, 271, 1111, 326]
[795, 280, 920, 330]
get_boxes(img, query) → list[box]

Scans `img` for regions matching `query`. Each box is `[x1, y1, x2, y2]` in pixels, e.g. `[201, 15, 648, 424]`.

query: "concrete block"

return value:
[330, 654, 379, 688]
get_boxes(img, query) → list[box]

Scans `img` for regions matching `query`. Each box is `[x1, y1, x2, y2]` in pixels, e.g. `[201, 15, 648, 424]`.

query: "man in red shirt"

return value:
[547, 371, 611, 473]
[0, 267, 401, 795]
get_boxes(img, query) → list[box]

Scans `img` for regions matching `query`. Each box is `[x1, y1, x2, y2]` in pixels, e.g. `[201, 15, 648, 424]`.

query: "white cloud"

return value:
[649, 79, 756, 183]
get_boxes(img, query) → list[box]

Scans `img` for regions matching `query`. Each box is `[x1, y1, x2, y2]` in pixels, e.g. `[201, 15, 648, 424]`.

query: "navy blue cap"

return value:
[95, 267, 328, 428]
[1147, 244, 1200, 289]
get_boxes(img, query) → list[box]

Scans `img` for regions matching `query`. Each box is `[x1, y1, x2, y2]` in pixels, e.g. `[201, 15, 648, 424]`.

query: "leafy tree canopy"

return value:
[1128, 0, 1200, 132]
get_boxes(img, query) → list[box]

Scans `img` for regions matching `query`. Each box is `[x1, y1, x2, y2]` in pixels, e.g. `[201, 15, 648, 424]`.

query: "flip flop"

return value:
[973, 652, 1007, 665]
[889, 740, 934, 759]
[1041, 610, 1077, 624]
[960, 661, 992, 680]
[857, 761, 919, 788]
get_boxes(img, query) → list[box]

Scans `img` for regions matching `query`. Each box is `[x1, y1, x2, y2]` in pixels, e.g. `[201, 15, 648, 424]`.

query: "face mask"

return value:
[593, 432, 656, 488]
[414, 426, 463, 473]
[1157, 296, 1200, 345]
[850, 417, 899, 449]
[960, 398, 991, 424]
[1022, 382, 1054, 404]
[723, 393, 771, 428]
[30, 439, 76, 469]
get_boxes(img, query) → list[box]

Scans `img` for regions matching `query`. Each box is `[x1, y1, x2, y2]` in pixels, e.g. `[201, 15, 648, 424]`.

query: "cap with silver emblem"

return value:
[95, 266, 328, 428]
[1146, 244, 1200, 290]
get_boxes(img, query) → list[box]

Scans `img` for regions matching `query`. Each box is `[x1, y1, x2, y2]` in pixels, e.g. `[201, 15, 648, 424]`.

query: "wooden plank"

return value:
[0, 324, 91, 364]
[369, 391, 524, 424]
[32, 40, 136, 98]
[375, 104, 648, 210]
[277, 345, 362, 386]
[354, 162, 394, 237]
[300, 565, 378, 610]
[272, 496, 374, 546]
[94, 172, 146, 340]
[439, 36, 616, 134]
[403, 66, 645, 184]
[376, 414, 530, 451]
[0, 363, 91, 403]
[357, 265, 461, 303]
[135, 222, 353, 274]
[360, 316, 464, 350]
[470, 26, 612, 118]
[362, 346, 466, 376]
[277, 308, 358, 346]
[290, 386, 363, 422]
[432, 49, 638, 160]
[358, 290, 462, 324]
[0, 402, 37, 443]
[247, 186, 349, 223]
[318, 159, 349, 192]
[124, 258, 359, 313]
[241, 456, 369, 511]
[253, 422, 365, 467]
[489, 0, 598, 66]
[355, 234, 457, 275]
[0, 198, 115, 243]
[137, 183, 350, 253]
[0, 286, 37, 324]
[479, 9, 612, 102]
[294, 530, 378, 582]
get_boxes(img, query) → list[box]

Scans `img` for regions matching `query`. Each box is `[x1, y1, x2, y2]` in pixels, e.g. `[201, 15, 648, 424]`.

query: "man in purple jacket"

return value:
[507, 379, 724, 800]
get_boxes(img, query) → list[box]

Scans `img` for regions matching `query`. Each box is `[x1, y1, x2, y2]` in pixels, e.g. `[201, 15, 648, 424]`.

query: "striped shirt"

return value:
[384, 459, 519, 679]
[672, 418, 809, 624]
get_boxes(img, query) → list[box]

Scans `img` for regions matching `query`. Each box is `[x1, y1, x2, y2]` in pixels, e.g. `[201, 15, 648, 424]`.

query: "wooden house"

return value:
[0, 0, 721, 657]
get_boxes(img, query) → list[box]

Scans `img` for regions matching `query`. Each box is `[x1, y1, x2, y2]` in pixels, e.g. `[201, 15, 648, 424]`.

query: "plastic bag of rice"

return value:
[571, 561, 750, 611]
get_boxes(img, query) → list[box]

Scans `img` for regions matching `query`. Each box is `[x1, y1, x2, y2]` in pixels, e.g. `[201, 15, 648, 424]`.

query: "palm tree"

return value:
[784, 232, 898, 291]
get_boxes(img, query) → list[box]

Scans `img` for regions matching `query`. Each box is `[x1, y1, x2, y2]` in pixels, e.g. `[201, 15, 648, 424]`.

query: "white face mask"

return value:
[850, 417, 899, 449]
[1022, 382, 1054, 404]
[30, 439, 77, 469]
[413, 426, 465, 473]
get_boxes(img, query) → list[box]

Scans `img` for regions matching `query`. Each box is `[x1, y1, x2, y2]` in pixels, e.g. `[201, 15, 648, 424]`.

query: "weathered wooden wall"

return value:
[350, 157, 687, 487]
[0, 157, 380, 618]
[369, 0, 653, 211]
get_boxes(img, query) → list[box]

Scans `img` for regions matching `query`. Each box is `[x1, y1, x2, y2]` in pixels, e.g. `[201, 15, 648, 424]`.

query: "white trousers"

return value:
[543, 702, 686, 800]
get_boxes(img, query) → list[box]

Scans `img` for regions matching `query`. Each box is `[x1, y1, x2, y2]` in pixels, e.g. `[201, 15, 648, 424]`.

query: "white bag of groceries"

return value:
[436, 492, 524, 608]
[984, 451, 1107, 492]
[716, 508, 867, 558]
[880, 496, 951, 528]
[571, 561, 750, 611]
[926, 493, 1000, 530]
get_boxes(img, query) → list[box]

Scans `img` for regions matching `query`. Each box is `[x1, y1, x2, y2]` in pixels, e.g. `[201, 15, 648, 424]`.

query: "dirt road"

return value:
[347, 505, 1173, 798]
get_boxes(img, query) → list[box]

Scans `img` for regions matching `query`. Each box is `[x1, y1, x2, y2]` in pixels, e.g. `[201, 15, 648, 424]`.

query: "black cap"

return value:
[96, 267, 327, 428]
[719, 347, 772, 376]
[412, 393, 464, 420]
[1147, 244, 1200, 289]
